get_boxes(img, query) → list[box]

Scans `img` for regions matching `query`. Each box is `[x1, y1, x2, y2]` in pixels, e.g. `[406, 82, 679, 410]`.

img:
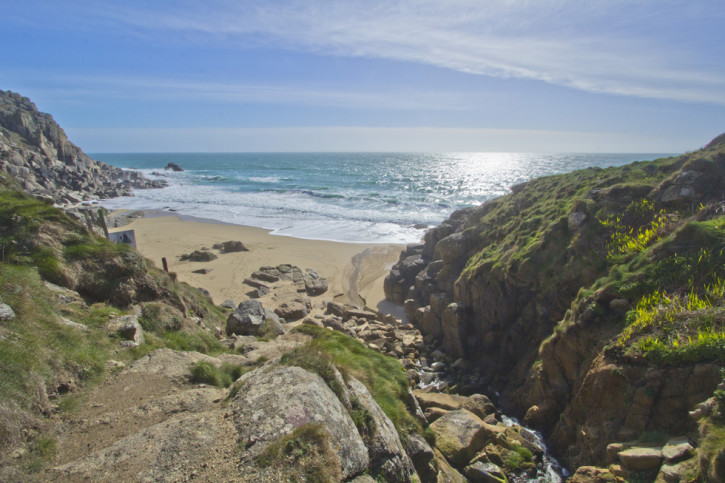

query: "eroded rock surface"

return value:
[0, 90, 165, 204]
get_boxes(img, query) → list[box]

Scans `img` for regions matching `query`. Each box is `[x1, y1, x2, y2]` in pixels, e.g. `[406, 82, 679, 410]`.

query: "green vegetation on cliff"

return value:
[388, 135, 725, 471]
[0, 174, 229, 472]
[455, 140, 725, 366]
[291, 324, 420, 440]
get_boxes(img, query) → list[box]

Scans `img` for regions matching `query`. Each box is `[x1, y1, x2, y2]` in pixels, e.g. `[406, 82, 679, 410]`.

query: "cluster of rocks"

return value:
[210, 266, 556, 482]
[242, 264, 328, 299]
[179, 240, 250, 263]
[568, 437, 697, 482]
[0, 90, 166, 205]
[384, 211, 474, 362]
[301, 303, 561, 481]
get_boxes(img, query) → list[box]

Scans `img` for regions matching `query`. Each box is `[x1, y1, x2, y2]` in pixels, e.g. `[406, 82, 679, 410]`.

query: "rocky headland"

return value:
[0, 90, 164, 205]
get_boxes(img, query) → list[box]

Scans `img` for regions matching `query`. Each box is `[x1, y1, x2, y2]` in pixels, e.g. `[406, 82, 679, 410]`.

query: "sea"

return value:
[94, 152, 673, 245]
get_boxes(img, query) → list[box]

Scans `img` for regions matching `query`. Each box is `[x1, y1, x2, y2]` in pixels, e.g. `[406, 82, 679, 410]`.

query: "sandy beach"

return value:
[109, 211, 405, 312]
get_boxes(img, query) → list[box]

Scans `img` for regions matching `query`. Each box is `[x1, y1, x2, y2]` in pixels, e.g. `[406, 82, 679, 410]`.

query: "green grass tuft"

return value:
[189, 361, 244, 387]
[162, 330, 226, 354]
[255, 423, 341, 482]
[292, 324, 420, 440]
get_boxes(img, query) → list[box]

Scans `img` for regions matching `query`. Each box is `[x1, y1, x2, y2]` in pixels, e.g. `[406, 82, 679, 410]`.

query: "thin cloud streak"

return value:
[97, 0, 725, 105]
[22, 73, 475, 111]
[69, 126, 695, 154]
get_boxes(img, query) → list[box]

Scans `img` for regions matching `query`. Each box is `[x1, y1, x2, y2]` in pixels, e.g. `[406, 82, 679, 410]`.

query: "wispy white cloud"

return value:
[88, 0, 725, 104]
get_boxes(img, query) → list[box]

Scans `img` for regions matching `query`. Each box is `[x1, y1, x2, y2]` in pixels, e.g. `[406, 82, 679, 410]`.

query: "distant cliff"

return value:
[386, 135, 725, 476]
[0, 90, 164, 204]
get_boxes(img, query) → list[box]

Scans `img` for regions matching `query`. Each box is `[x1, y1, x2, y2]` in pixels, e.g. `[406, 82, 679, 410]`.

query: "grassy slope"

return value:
[456, 142, 725, 371]
[0, 174, 230, 472]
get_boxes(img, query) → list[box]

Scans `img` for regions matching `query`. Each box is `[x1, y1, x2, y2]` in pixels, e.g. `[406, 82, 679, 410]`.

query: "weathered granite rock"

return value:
[414, 390, 496, 420]
[344, 308, 378, 321]
[442, 302, 467, 358]
[302, 317, 325, 328]
[0, 303, 15, 321]
[274, 299, 310, 321]
[429, 409, 489, 468]
[226, 299, 283, 337]
[164, 162, 183, 171]
[220, 299, 236, 309]
[406, 432, 436, 482]
[384, 246, 427, 304]
[464, 461, 508, 483]
[57, 316, 88, 331]
[251, 270, 280, 283]
[232, 364, 369, 480]
[662, 437, 693, 462]
[303, 270, 328, 296]
[568, 466, 618, 482]
[347, 377, 416, 482]
[326, 301, 347, 317]
[105, 315, 144, 346]
[657, 460, 693, 483]
[618, 447, 663, 472]
[432, 448, 468, 482]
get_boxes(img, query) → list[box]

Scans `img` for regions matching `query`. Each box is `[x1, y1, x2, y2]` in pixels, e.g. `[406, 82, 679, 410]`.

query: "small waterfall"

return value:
[501, 415, 568, 482]
[415, 359, 568, 482]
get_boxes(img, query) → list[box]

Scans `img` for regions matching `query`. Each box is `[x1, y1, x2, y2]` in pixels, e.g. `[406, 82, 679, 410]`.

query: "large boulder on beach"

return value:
[212, 240, 249, 253]
[303, 270, 329, 296]
[179, 250, 217, 262]
[274, 299, 310, 321]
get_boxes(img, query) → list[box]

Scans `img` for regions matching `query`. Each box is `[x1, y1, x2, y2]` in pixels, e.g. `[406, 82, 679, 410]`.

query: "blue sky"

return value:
[1, 0, 724, 152]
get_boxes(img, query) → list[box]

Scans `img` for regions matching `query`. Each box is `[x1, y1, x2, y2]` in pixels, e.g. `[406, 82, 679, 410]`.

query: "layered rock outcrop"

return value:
[0, 90, 164, 204]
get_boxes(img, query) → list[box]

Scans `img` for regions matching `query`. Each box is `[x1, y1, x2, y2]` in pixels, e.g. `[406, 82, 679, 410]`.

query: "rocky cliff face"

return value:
[385, 135, 725, 473]
[0, 90, 164, 204]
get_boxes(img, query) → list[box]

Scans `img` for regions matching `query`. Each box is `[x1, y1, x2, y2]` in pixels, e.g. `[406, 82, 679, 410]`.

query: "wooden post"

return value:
[162, 257, 169, 272]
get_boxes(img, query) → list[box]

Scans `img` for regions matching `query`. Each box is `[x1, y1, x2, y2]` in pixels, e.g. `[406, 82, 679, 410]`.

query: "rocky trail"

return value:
[30, 262, 569, 482]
